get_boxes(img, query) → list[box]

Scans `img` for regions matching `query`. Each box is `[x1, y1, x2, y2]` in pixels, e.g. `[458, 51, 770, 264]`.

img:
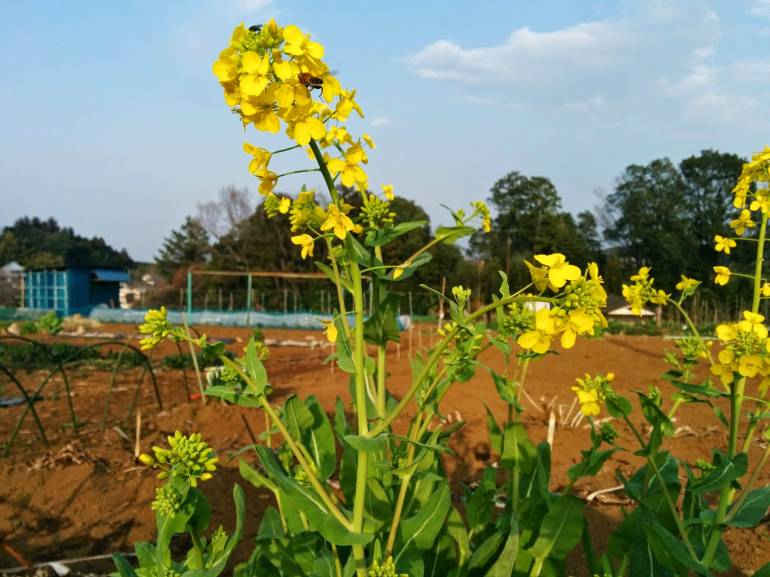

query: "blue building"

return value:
[23, 267, 129, 316]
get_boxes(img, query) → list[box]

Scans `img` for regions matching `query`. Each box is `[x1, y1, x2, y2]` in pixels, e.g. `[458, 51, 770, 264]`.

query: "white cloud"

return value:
[370, 116, 391, 127]
[404, 22, 632, 86]
[750, 0, 770, 17]
[559, 95, 606, 113]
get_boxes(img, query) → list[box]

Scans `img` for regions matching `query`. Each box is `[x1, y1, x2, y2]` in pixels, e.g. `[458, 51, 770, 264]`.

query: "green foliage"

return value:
[0, 216, 132, 268]
[156, 216, 211, 280]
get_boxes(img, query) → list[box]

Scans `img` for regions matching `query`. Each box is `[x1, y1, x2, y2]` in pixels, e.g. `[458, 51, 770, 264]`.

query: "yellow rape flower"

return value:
[631, 267, 650, 282]
[382, 184, 394, 201]
[730, 209, 756, 236]
[714, 235, 736, 254]
[574, 388, 601, 417]
[327, 145, 368, 188]
[291, 234, 315, 259]
[283, 25, 324, 60]
[714, 266, 731, 286]
[762, 282, 770, 297]
[533, 253, 581, 290]
[240, 52, 272, 97]
[322, 319, 338, 342]
[362, 133, 375, 149]
[560, 308, 594, 349]
[675, 275, 699, 293]
[278, 197, 291, 214]
[321, 204, 355, 239]
[517, 307, 556, 354]
[259, 171, 278, 195]
[287, 114, 326, 146]
[243, 143, 271, 177]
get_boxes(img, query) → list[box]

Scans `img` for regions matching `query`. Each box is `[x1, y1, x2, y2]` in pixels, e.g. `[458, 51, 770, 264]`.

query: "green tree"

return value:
[603, 158, 693, 288]
[156, 216, 211, 280]
[0, 217, 132, 268]
[470, 171, 601, 288]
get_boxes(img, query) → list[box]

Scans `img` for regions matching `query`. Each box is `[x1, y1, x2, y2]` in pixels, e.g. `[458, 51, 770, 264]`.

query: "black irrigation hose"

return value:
[0, 363, 49, 456]
[0, 336, 164, 456]
[0, 335, 78, 432]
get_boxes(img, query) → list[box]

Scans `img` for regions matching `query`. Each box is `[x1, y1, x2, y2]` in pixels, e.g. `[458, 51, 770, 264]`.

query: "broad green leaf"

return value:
[345, 235, 373, 267]
[244, 338, 268, 395]
[728, 487, 770, 528]
[256, 506, 285, 540]
[689, 452, 748, 495]
[254, 445, 371, 546]
[435, 225, 475, 244]
[754, 562, 770, 577]
[344, 433, 387, 452]
[365, 220, 428, 247]
[484, 405, 501, 454]
[383, 252, 432, 282]
[239, 459, 278, 492]
[112, 554, 139, 577]
[467, 531, 505, 571]
[204, 385, 262, 407]
[446, 507, 471, 566]
[305, 396, 337, 481]
[364, 293, 402, 345]
[397, 481, 451, 558]
[606, 395, 632, 418]
[527, 495, 584, 564]
[484, 514, 520, 577]
[643, 511, 713, 576]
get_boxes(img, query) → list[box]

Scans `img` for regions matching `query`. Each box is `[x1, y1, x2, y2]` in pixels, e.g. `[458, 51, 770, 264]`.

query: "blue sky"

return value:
[2, 0, 769, 261]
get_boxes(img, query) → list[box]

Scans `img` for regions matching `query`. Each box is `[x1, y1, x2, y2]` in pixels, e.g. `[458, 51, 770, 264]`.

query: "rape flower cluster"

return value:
[140, 431, 219, 487]
[515, 256, 607, 353]
[368, 557, 408, 577]
[710, 147, 770, 285]
[711, 311, 770, 389]
[571, 373, 616, 417]
[622, 267, 669, 315]
[138, 306, 175, 350]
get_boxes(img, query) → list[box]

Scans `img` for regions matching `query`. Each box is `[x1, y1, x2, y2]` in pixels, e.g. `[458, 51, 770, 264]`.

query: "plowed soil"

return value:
[0, 324, 768, 575]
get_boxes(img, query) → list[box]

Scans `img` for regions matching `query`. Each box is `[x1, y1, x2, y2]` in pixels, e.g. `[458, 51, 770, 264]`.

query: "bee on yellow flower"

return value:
[714, 235, 737, 255]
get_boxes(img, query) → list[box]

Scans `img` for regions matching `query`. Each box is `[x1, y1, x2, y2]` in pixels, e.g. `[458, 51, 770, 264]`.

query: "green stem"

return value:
[667, 299, 713, 364]
[276, 168, 320, 178]
[309, 138, 339, 203]
[181, 324, 206, 405]
[271, 144, 302, 155]
[702, 214, 766, 567]
[369, 295, 555, 437]
[259, 396, 353, 529]
[350, 261, 370, 577]
[325, 238, 352, 342]
[374, 245, 386, 418]
[622, 415, 697, 560]
[726, 441, 770, 524]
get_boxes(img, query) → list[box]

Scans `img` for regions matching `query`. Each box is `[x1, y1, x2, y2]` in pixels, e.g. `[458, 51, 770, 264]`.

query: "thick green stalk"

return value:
[622, 415, 697, 560]
[369, 295, 556, 436]
[374, 245, 387, 418]
[703, 213, 767, 567]
[350, 261, 370, 577]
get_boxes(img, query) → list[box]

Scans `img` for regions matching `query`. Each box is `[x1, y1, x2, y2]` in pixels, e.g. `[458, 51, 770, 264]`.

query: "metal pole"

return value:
[246, 274, 253, 325]
[186, 269, 192, 320]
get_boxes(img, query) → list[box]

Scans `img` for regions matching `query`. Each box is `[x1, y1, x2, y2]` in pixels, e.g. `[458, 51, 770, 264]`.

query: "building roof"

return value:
[607, 305, 655, 318]
[92, 268, 129, 282]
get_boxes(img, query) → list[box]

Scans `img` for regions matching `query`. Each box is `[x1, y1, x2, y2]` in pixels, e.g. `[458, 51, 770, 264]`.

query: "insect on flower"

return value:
[297, 72, 323, 91]
[249, 24, 263, 32]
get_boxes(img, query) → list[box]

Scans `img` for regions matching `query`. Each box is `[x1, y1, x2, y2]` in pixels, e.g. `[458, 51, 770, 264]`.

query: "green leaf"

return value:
[490, 371, 517, 405]
[305, 396, 337, 481]
[112, 554, 139, 577]
[365, 220, 428, 247]
[345, 235, 373, 267]
[467, 531, 505, 572]
[256, 506, 285, 540]
[239, 459, 278, 493]
[384, 252, 432, 282]
[643, 511, 713, 576]
[244, 338, 268, 396]
[728, 487, 770, 528]
[397, 481, 451, 557]
[364, 293, 402, 345]
[435, 225, 475, 244]
[484, 405, 501, 454]
[606, 395, 632, 418]
[446, 506, 471, 567]
[527, 495, 584, 563]
[689, 451, 748, 495]
[203, 385, 263, 407]
[484, 514, 520, 577]
[754, 562, 770, 577]
[254, 445, 371, 546]
[344, 433, 387, 452]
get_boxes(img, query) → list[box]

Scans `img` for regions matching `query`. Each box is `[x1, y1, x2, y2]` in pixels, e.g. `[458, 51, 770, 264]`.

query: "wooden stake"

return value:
[134, 408, 142, 460]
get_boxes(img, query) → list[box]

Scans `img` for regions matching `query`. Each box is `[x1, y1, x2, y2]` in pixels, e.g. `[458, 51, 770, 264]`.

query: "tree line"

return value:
[0, 149, 749, 316]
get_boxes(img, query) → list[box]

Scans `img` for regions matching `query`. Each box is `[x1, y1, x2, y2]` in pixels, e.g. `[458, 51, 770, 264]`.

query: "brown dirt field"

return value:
[0, 324, 768, 575]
